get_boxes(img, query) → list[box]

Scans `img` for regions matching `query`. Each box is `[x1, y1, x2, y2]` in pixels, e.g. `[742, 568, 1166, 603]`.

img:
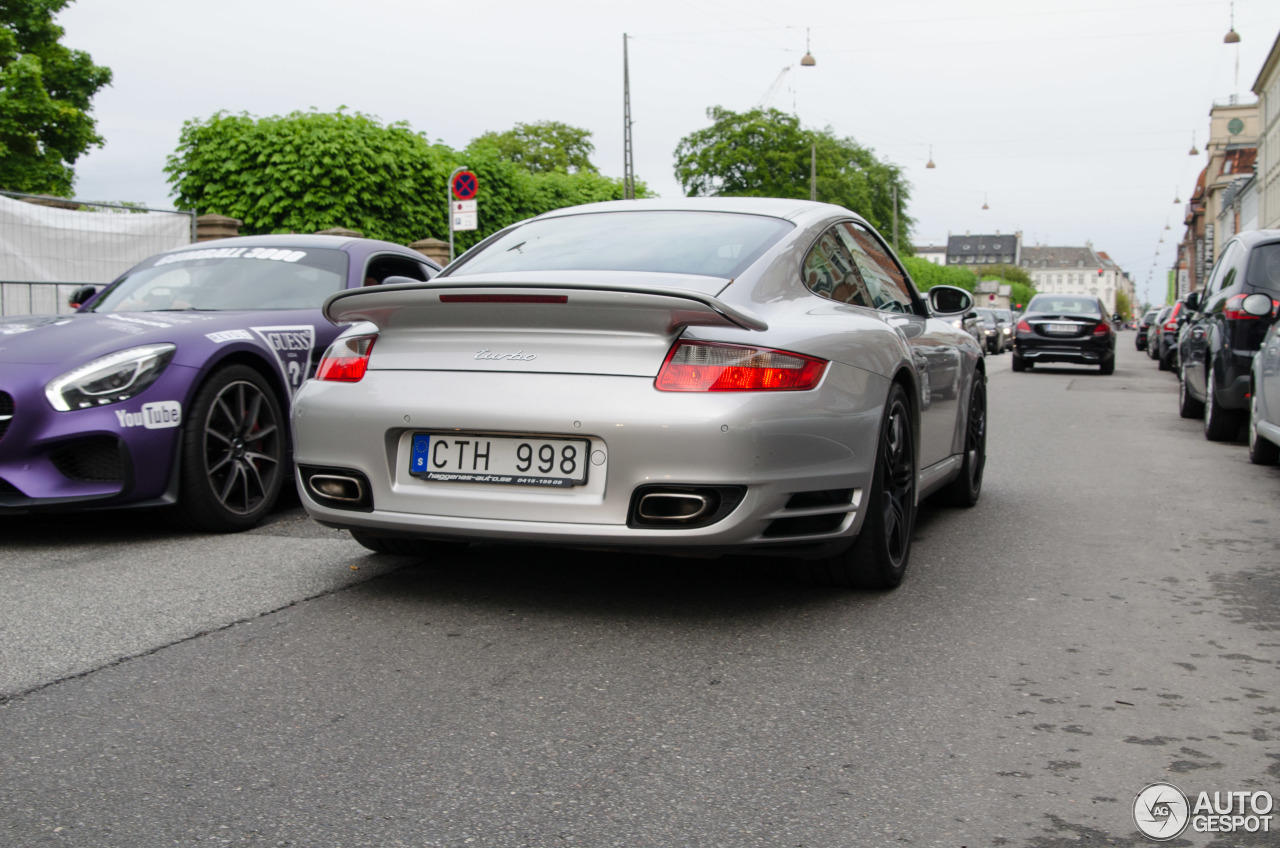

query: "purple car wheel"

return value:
[172, 365, 285, 532]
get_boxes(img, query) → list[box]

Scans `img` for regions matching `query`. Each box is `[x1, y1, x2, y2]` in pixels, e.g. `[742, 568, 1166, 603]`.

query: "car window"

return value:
[1205, 241, 1242, 301]
[448, 211, 793, 279]
[363, 253, 436, 286]
[91, 247, 350, 312]
[802, 227, 872, 307]
[1025, 295, 1102, 316]
[835, 222, 916, 313]
[1245, 243, 1280, 296]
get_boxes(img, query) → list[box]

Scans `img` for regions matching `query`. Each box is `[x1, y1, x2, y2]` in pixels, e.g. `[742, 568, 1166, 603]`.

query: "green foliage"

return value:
[1114, 289, 1131, 319]
[1008, 281, 1035, 311]
[673, 106, 913, 248]
[976, 263, 1032, 287]
[165, 110, 642, 248]
[0, 0, 112, 195]
[467, 121, 598, 174]
[901, 256, 976, 293]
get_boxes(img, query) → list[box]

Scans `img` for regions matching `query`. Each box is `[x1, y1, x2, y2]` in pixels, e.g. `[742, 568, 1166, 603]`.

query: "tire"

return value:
[1158, 348, 1172, 371]
[942, 374, 986, 507]
[1204, 361, 1242, 442]
[1247, 389, 1280, 465]
[1178, 365, 1205, 419]
[349, 530, 469, 557]
[1011, 354, 1026, 373]
[171, 365, 285, 532]
[795, 383, 916, 589]
[1099, 357, 1114, 375]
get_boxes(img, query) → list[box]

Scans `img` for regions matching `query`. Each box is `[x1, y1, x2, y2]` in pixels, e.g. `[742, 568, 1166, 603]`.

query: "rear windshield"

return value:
[1246, 243, 1280, 294]
[91, 247, 349, 312]
[1025, 295, 1102, 317]
[448, 211, 794, 279]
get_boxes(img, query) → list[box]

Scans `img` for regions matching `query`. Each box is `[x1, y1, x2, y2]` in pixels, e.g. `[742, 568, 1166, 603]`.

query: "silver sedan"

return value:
[291, 198, 987, 589]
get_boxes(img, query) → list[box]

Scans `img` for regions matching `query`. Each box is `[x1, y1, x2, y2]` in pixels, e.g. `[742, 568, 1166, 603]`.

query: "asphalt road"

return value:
[2, 340, 1277, 847]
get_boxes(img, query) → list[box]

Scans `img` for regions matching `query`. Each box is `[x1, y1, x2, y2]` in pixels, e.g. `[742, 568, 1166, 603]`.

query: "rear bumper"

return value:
[1015, 338, 1113, 365]
[292, 366, 889, 553]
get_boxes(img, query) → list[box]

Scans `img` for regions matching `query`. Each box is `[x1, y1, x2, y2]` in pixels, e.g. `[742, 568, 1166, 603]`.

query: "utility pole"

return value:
[623, 34, 635, 200]
[891, 184, 899, 253]
[809, 143, 816, 202]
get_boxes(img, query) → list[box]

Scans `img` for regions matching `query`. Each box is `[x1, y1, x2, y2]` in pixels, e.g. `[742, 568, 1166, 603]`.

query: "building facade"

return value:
[944, 232, 1022, 267]
[1255, 29, 1280, 229]
[1019, 244, 1128, 315]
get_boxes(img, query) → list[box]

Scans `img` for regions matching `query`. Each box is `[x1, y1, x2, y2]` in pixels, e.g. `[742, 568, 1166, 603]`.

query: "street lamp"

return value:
[800, 28, 816, 66]
[1224, 1, 1240, 43]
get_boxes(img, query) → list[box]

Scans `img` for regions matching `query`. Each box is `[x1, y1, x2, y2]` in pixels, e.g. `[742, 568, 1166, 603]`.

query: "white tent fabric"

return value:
[0, 195, 192, 285]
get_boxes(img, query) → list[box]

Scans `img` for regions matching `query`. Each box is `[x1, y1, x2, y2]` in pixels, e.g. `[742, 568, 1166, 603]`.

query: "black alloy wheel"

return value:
[797, 383, 917, 590]
[944, 376, 986, 507]
[172, 365, 285, 532]
[1204, 360, 1242, 442]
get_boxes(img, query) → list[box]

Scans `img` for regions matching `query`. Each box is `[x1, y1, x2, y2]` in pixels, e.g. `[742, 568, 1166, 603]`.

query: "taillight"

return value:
[655, 341, 826, 392]
[316, 334, 377, 382]
[1223, 294, 1260, 321]
[1164, 321, 1178, 332]
[1092, 321, 1111, 336]
[1016, 320, 1031, 333]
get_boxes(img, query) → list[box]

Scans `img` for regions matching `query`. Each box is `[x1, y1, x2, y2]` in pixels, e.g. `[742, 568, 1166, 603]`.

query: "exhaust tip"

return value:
[299, 465, 373, 511]
[638, 492, 710, 523]
[627, 484, 746, 529]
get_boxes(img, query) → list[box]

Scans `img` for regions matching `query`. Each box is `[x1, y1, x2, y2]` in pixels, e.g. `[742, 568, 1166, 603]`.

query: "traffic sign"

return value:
[452, 171, 478, 201]
[453, 200, 477, 214]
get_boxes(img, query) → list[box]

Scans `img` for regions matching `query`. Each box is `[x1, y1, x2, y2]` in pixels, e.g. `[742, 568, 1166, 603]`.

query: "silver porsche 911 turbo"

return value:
[291, 198, 986, 588]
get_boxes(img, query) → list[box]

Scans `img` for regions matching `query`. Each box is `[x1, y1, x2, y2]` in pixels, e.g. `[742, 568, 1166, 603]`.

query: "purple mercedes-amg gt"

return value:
[0, 234, 440, 531]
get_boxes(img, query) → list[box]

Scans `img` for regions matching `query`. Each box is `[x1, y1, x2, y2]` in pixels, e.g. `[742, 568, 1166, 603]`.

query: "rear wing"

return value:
[324, 278, 768, 334]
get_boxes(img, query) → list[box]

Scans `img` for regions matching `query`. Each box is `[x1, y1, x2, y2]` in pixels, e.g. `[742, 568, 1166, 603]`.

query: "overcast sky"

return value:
[55, 0, 1279, 307]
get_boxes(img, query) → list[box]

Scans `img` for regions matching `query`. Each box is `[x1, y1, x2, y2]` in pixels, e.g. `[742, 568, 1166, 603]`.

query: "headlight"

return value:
[45, 344, 176, 411]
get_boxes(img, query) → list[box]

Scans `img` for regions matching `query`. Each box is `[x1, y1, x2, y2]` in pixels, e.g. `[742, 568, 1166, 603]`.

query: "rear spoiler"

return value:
[324, 279, 768, 333]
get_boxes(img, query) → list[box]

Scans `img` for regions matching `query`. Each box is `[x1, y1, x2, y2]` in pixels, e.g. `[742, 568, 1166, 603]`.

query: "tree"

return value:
[166, 109, 455, 244]
[467, 120, 598, 174]
[673, 106, 912, 248]
[0, 0, 111, 195]
[165, 110, 642, 249]
[901, 256, 976, 292]
[1114, 289, 1131, 319]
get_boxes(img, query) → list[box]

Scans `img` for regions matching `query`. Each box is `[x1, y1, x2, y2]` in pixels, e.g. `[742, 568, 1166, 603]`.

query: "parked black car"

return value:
[1150, 299, 1188, 371]
[1135, 308, 1159, 350]
[1012, 294, 1115, 374]
[1177, 230, 1280, 440]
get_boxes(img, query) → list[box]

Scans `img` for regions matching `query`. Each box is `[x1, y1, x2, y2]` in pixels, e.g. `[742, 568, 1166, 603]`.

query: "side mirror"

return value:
[1112, 313, 1122, 323]
[68, 285, 97, 309]
[928, 285, 974, 316]
[1184, 291, 1200, 312]
[1242, 293, 1274, 319]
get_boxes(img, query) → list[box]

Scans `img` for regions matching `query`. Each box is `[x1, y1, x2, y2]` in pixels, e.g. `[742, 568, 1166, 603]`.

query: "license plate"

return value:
[409, 433, 590, 488]
[1045, 323, 1077, 334]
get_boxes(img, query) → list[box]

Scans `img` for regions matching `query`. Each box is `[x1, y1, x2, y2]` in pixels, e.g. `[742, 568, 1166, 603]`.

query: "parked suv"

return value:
[1176, 231, 1280, 440]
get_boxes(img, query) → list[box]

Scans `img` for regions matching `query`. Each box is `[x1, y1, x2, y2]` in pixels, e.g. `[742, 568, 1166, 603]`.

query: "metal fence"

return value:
[0, 191, 195, 317]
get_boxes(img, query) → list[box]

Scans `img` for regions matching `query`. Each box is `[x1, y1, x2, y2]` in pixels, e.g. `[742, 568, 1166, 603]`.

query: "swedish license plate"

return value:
[409, 433, 590, 487]
[1045, 323, 1077, 334]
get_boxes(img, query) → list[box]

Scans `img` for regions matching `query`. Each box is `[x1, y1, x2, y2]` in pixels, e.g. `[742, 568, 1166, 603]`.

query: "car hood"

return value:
[0, 310, 319, 368]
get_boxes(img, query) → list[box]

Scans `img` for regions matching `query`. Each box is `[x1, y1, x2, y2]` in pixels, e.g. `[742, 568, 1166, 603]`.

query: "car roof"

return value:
[1231, 229, 1280, 249]
[531, 197, 870, 229]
